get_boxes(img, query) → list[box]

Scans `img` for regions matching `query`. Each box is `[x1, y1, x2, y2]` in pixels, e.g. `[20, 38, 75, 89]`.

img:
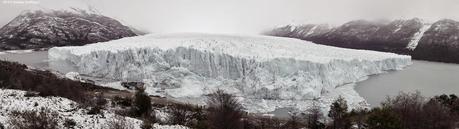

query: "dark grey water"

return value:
[268, 107, 296, 118]
[355, 60, 459, 107]
[0, 51, 49, 68]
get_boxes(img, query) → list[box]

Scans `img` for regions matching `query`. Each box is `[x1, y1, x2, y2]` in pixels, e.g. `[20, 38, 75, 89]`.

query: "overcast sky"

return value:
[1, 0, 459, 34]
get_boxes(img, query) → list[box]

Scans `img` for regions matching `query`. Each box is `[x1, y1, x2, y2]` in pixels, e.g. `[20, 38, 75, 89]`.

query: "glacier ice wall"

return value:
[48, 33, 412, 113]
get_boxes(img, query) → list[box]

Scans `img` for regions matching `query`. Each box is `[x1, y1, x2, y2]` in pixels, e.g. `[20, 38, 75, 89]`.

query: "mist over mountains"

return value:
[1, 0, 459, 34]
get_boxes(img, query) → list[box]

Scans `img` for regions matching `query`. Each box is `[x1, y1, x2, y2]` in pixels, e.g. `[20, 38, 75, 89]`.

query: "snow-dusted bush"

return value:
[7, 108, 59, 129]
[104, 115, 135, 129]
[168, 104, 197, 126]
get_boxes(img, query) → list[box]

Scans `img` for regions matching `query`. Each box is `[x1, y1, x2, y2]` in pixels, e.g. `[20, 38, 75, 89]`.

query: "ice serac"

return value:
[48, 33, 412, 113]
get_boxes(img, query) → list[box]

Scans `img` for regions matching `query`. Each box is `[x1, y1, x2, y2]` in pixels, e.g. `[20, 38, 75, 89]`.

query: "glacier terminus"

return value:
[48, 33, 412, 114]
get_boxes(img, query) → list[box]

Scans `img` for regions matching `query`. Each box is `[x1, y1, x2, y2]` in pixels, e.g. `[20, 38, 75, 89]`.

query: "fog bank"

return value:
[1, 0, 459, 34]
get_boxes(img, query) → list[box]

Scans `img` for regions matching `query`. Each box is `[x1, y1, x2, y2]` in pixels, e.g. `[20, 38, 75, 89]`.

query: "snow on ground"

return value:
[407, 23, 432, 50]
[48, 33, 412, 114]
[0, 89, 188, 129]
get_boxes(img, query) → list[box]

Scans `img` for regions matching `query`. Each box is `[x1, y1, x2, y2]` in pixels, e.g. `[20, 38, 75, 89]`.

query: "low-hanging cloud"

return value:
[1, 0, 459, 34]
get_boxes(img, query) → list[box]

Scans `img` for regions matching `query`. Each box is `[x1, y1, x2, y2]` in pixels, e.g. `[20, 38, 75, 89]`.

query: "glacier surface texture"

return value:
[49, 33, 412, 113]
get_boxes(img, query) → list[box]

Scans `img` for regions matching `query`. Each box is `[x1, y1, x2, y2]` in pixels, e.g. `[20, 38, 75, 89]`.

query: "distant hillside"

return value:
[267, 18, 459, 64]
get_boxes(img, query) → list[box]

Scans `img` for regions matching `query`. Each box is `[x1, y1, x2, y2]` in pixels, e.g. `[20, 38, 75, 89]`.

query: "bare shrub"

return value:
[421, 99, 456, 129]
[139, 110, 156, 129]
[169, 104, 195, 126]
[140, 118, 153, 129]
[112, 95, 133, 107]
[382, 92, 424, 129]
[366, 107, 402, 129]
[239, 115, 285, 129]
[306, 104, 325, 129]
[167, 103, 208, 128]
[8, 108, 59, 129]
[24, 91, 40, 97]
[63, 118, 77, 129]
[348, 108, 369, 129]
[381, 92, 457, 129]
[207, 89, 244, 129]
[283, 113, 304, 129]
[105, 115, 134, 129]
[191, 106, 209, 129]
[0, 60, 108, 103]
[433, 94, 459, 116]
[87, 92, 108, 115]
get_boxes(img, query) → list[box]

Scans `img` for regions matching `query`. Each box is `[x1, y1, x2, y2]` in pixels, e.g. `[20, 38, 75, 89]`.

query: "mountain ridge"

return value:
[267, 18, 459, 64]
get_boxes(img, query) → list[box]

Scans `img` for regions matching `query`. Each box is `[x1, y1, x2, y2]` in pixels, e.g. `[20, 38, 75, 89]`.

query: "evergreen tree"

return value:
[133, 86, 152, 117]
[328, 96, 351, 129]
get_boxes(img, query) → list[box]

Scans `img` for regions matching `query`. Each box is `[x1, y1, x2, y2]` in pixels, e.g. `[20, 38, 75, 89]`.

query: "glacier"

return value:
[48, 33, 412, 114]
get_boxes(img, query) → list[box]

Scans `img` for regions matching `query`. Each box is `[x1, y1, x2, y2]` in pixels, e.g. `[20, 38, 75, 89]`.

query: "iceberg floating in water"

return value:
[49, 33, 411, 113]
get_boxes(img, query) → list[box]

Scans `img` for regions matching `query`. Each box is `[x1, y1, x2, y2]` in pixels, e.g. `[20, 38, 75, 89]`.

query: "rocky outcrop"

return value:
[0, 10, 136, 50]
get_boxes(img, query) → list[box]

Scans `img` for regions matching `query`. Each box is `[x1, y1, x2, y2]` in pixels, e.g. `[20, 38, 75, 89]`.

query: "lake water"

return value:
[2, 51, 459, 113]
[355, 60, 459, 107]
[0, 50, 48, 68]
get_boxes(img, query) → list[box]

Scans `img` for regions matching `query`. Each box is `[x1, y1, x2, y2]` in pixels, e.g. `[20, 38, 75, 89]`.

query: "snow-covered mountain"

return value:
[267, 19, 459, 64]
[0, 9, 136, 50]
[48, 33, 411, 113]
[413, 19, 459, 63]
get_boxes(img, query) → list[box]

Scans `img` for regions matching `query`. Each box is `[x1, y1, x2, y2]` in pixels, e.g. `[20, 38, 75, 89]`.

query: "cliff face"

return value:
[0, 10, 136, 50]
[268, 18, 459, 64]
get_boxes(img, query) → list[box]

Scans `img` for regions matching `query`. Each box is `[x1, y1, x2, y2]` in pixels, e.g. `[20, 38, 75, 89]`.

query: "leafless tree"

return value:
[382, 92, 424, 129]
[307, 103, 325, 129]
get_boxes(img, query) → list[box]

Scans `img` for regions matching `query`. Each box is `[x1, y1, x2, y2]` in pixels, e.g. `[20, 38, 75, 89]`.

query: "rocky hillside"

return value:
[267, 18, 459, 64]
[0, 10, 136, 50]
[413, 19, 459, 63]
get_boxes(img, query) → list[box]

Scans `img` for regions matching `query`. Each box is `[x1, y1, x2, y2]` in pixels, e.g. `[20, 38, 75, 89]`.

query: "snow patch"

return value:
[0, 89, 189, 129]
[0, 49, 35, 54]
[305, 25, 318, 36]
[407, 24, 432, 50]
[393, 25, 402, 33]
